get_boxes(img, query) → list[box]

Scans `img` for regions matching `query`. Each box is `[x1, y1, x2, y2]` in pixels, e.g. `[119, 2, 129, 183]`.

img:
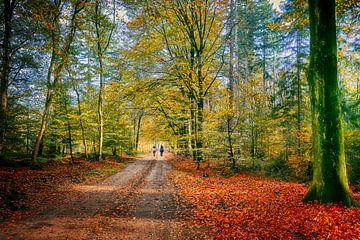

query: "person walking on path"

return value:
[159, 145, 164, 157]
[152, 145, 157, 156]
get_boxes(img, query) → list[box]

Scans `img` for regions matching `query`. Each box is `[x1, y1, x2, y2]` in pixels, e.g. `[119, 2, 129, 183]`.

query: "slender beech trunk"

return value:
[189, 44, 197, 162]
[296, 31, 302, 162]
[26, 112, 30, 157]
[196, 52, 204, 166]
[94, 0, 115, 160]
[95, 3, 104, 160]
[190, 99, 197, 161]
[303, 0, 357, 207]
[0, 0, 15, 157]
[262, 44, 266, 91]
[135, 111, 143, 151]
[33, 1, 84, 162]
[97, 57, 104, 160]
[227, 0, 236, 167]
[74, 87, 88, 158]
[63, 93, 73, 163]
[33, 48, 57, 162]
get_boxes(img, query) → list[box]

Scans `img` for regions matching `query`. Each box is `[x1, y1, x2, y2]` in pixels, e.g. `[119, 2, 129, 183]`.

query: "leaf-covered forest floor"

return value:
[0, 156, 130, 222]
[0, 154, 359, 239]
[168, 156, 360, 239]
[0, 154, 200, 239]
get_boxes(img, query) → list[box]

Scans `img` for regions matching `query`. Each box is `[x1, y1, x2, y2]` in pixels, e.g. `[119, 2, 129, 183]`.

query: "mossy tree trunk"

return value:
[303, 0, 357, 207]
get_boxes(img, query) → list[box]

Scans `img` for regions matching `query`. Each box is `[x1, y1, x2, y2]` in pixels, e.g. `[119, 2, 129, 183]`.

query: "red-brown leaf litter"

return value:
[0, 157, 128, 222]
[169, 156, 360, 239]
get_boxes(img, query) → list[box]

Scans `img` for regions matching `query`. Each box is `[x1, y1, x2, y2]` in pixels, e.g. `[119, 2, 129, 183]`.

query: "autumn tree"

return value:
[32, 0, 86, 162]
[303, 0, 357, 206]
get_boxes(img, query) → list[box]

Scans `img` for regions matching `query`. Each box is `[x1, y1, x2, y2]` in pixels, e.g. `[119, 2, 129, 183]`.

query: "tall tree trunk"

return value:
[32, 49, 57, 161]
[229, 0, 236, 106]
[74, 87, 88, 159]
[197, 95, 204, 167]
[135, 111, 143, 151]
[33, 1, 84, 162]
[296, 31, 302, 162]
[196, 49, 204, 167]
[262, 43, 266, 91]
[97, 57, 104, 160]
[227, 0, 236, 167]
[0, 0, 15, 157]
[94, 0, 115, 160]
[63, 92, 73, 163]
[190, 99, 197, 161]
[303, 0, 357, 207]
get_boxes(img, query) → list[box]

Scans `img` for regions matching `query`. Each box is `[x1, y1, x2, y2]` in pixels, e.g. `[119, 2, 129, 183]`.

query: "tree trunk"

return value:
[32, 51, 56, 161]
[74, 87, 88, 159]
[303, 0, 357, 207]
[33, 1, 83, 162]
[97, 57, 104, 161]
[135, 111, 143, 151]
[26, 113, 30, 157]
[196, 50, 204, 166]
[94, 0, 115, 160]
[63, 93, 73, 163]
[227, 0, 236, 167]
[190, 98, 197, 161]
[296, 31, 302, 162]
[0, 0, 14, 157]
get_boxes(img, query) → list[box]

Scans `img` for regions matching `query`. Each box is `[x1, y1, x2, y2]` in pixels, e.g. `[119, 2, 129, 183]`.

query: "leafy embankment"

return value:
[169, 157, 360, 239]
[0, 157, 129, 221]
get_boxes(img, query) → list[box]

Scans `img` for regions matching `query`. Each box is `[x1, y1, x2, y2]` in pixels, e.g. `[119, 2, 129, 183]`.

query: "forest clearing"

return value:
[0, 0, 360, 239]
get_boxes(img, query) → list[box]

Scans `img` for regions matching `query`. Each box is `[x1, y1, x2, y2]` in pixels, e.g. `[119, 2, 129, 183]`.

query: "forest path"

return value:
[1, 154, 197, 239]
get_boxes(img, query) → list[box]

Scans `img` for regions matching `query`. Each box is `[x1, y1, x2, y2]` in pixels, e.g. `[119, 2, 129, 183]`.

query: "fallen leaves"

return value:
[169, 157, 360, 239]
[0, 157, 127, 222]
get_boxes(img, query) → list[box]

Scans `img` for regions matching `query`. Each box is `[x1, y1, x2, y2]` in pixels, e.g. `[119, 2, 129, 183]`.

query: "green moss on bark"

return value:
[303, 0, 358, 207]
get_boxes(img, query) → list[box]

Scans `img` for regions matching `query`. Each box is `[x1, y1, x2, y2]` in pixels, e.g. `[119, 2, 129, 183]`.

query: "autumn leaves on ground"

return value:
[0, 154, 359, 239]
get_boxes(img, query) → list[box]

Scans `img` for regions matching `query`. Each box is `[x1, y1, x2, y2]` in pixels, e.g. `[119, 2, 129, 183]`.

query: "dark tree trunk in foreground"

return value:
[0, 0, 15, 158]
[303, 0, 357, 207]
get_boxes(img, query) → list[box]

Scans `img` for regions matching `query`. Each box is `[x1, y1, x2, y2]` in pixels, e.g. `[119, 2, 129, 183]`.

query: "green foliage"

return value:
[30, 157, 50, 170]
[265, 157, 293, 180]
[346, 130, 360, 189]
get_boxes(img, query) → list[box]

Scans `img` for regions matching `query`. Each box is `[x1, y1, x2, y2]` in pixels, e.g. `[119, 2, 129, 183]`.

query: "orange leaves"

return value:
[169, 157, 360, 239]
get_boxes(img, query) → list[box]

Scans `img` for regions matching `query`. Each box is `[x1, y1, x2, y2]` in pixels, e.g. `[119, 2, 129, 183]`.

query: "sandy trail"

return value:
[0, 154, 198, 240]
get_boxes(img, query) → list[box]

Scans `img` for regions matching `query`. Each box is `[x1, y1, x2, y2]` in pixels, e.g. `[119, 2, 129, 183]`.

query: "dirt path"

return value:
[0, 154, 199, 240]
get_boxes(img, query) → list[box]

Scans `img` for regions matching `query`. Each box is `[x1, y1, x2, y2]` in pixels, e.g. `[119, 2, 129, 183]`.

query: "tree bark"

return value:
[303, 0, 357, 207]
[32, 47, 57, 162]
[97, 56, 104, 161]
[135, 111, 143, 151]
[94, 0, 115, 160]
[74, 87, 88, 159]
[63, 93, 73, 163]
[0, 0, 15, 157]
[227, 0, 236, 167]
[296, 31, 302, 162]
